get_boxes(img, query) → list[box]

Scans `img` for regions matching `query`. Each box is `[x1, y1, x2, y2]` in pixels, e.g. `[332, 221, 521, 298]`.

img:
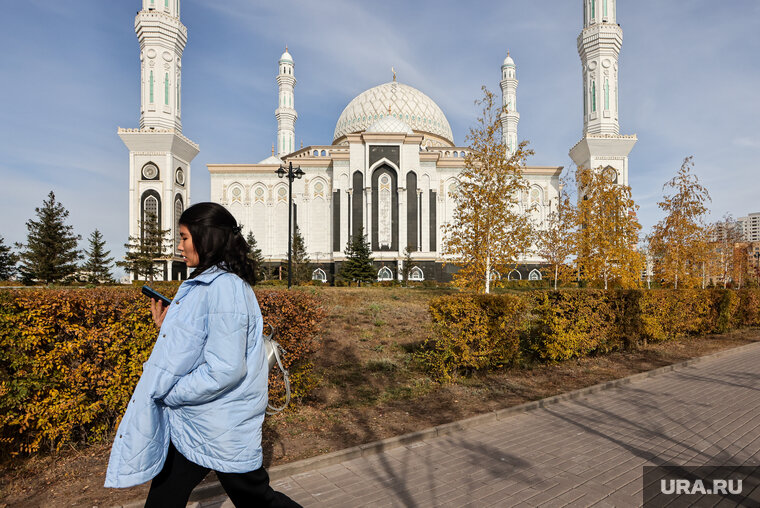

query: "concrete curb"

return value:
[115, 339, 760, 507]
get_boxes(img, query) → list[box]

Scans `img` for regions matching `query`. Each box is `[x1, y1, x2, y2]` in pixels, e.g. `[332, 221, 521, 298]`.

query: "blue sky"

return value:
[1, 1, 759, 276]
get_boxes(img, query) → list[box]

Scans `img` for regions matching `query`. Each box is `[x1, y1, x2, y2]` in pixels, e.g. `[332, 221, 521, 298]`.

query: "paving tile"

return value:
[187, 342, 760, 508]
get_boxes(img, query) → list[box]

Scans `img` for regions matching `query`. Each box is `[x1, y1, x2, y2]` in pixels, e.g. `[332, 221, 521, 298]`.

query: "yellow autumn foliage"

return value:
[425, 289, 760, 376]
[0, 287, 324, 459]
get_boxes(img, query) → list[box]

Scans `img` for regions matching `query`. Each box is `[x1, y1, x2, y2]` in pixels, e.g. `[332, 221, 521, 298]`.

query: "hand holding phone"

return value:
[141, 285, 172, 306]
[141, 285, 172, 329]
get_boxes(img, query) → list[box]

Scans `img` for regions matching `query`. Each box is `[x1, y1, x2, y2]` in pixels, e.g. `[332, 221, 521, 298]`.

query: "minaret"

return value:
[276, 47, 297, 158]
[569, 0, 636, 186]
[499, 52, 520, 157]
[119, 0, 199, 281]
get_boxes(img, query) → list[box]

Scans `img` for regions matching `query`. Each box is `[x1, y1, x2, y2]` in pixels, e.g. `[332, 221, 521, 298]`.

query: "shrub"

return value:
[255, 289, 326, 405]
[526, 290, 625, 362]
[420, 294, 527, 380]
[637, 289, 714, 342]
[0, 286, 324, 458]
[738, 289, 760, 327]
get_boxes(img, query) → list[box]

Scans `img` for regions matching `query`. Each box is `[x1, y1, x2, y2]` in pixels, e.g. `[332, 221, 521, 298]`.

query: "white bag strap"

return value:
[262, 324, 291, 415]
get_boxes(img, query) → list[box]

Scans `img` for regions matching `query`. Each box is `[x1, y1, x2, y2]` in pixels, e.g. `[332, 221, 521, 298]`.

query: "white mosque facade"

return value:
[122, 0, 635, 283]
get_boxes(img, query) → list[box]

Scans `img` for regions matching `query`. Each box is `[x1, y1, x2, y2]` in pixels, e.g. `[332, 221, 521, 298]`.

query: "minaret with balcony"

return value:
[569, 0, 636, 186]
[276, 47, 297, 158]
[118, 0, 199, 280]
[499, 52, 520, 158]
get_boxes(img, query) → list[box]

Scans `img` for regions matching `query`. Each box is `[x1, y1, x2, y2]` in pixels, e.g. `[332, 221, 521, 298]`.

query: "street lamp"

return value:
[276, 161, 305, 289]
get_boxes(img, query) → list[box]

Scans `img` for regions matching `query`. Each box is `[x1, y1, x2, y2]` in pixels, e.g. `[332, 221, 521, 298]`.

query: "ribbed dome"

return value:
[502, 52, 515, 67]
[365, 116, 413, 135]
[333, 82, 454, 145]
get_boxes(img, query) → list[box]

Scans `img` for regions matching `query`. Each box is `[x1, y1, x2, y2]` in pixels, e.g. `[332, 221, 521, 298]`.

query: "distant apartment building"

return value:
[712, 219, 742, 242]
[738, 212, 760, 242]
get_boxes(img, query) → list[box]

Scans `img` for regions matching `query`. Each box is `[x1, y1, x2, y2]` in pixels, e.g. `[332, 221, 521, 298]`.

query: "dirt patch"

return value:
[2, 287, 758, 507]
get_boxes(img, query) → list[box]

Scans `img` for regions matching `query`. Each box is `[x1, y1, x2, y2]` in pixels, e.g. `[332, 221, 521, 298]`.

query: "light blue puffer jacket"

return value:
[104, 266, 268, 488]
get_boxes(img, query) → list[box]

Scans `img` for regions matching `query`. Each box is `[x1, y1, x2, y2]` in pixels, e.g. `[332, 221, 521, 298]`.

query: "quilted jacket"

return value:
[104, 266, 268, 488]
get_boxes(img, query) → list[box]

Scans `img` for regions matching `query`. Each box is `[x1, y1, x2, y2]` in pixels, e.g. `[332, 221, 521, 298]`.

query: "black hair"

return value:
[179, 202, 256, 285]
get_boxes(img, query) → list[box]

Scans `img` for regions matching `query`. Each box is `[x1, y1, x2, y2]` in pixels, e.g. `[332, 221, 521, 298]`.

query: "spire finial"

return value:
[507, 50, 510, 57]
[285, 45, 288, 52]
[271, 144, 274, 156]
[391, 66, 396, 82]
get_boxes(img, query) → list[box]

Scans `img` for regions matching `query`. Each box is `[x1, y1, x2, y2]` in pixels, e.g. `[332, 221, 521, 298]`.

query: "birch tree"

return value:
[442, 87, 534, 294]
[536, 177, 576, 290]
[575, 166, 643, 289]
[713, 214, 742, 288]
[648, 156, 711, 288]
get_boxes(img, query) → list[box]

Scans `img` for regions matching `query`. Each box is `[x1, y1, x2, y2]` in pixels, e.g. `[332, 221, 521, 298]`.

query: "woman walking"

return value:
[105, 202, 301, 507]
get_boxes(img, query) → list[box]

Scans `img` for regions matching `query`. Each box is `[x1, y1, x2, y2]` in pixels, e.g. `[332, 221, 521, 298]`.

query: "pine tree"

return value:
[16, 191, 81, 284]
[289, 225, 312, 285]
[340, 227, 375, 286]
[82, 229, 114, 284]
[246, 231, 268, 283]
[117, 212, 171, 283]
[0, 235, 19, 281]
[442, 86, 535, 294]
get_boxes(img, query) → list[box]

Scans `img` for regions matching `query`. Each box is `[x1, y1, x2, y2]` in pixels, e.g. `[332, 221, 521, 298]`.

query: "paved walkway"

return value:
[195, 342, 760, 507]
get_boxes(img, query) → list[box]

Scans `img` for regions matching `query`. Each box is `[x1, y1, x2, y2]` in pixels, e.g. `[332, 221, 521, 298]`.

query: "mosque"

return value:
[120, 0, 636, 283]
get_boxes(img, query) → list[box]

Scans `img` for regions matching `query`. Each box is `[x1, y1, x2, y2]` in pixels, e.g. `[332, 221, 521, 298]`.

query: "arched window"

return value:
[164, 72, 169, 105]
[529, 269, 542, 281]
[141, 190, 161, 239]
[530, 187, 542, 207]
[489, 270, 501, 281]
[144, 196, 158, 222]
[508, 269, 521, 281]
[591, 81, 596, 112]
[174, 195, 183, 254]
[312, 268, 327, 283]
[321, 150, 327, 156]
[591, 0, 596, 20]
[313, 149, 319, 156]
[377, 266, 393, 281]
[149, 70, 154, 103]
[410, 266, 424, 281]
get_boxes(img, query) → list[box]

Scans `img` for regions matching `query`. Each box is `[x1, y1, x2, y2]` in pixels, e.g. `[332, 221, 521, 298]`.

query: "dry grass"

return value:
[2, 286, 758, 507]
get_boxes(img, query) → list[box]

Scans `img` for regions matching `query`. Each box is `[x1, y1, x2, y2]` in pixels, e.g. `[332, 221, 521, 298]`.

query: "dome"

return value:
[502, 52, 515, 67]
[333, 82, 454, 145]
[365, 116, 413, 135]
[279, 47, 293, 64]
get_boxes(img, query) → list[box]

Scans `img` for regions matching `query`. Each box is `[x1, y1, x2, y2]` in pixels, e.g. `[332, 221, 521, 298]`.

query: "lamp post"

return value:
[276, 161, 305, 289]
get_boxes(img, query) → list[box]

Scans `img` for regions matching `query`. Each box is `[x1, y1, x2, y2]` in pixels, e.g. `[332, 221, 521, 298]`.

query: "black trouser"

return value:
[144, 442, 302, 508]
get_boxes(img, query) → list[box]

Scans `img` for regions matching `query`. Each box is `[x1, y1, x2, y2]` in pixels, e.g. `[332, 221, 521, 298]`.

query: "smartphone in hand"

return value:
[141, 285, 172, 307]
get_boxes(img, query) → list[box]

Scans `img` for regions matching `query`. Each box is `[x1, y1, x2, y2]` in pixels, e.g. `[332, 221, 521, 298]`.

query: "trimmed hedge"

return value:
[420, 294, 527, 380]
[0, 287, 324, 458]
[424, 289, 760, 379]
